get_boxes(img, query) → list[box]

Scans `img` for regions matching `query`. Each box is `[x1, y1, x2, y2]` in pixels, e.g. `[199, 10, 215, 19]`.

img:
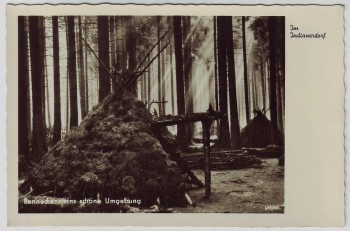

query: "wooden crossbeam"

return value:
[151, 107, 226, 199]
[152, 111, 226, 127]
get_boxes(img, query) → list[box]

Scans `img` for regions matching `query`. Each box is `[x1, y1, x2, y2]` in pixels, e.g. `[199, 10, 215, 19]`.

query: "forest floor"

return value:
[174, 158, 284, 213]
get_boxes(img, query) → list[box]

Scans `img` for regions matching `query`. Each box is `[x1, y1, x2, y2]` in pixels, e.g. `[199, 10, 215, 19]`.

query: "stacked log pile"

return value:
[243, 145, 284, 158]
[182, 150, 262, 170]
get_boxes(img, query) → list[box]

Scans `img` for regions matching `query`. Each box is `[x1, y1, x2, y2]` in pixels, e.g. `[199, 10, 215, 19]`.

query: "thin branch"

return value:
[81, 36, 118, 87]
[139, 41, 170, 75]
[148, 100, 168, 111]
[124, 41, 170, 87]
[135, 30, 169, 71]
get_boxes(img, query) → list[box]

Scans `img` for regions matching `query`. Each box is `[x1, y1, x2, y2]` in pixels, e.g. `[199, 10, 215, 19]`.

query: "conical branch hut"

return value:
[27, 90, 189, 208]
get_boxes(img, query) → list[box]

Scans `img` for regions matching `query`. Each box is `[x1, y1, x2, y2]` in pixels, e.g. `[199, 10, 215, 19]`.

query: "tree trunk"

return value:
[84, 16, 89, 111]
[109, 16, 117, 91]
[216, 16, 231, 148]
[157, 16, 162, 115]
[116, 16, 125, 70]
[77, 16, 86, 119]
[166, 16, 175, 115]
[169, 38, 175, 115]
[268, 17, 278, 144]
[143, 74, 147, 103]
[65, 17, 70, 131]
[126, 16, 137, 95]
[225, 17, 240, 149]
[114, 16, 118, 65]
[39, 17, 46, 132]
[276, 69, 283, 132]
[173, 16, 187, 150]
[140, 73, 145, 102]
[275, 21, 283, 134]
[67, 16, 78, 128]
[25, 17, 31, 135]
[213, 16, 219, 112]
[42, 18, 51, 130]
[147, 54, 151, 103]
[208, 64, 215, 107]
[52, 16, 62, 145]
[280, 17, 285, 132]
[29, 16, 47, 161]
[213, 16, 220, 135]
[251, 70, 256, 111]
[253, 69, 259, 110]
[97, 16, 111, 102]
[242, 16, 250, 124]
[265, 59, 270, 113]
[259, 55, 266, 110]
[161, 38, 166, 115]
[44, 56, 51, 130]
[183, 16, 194, 144]
[18, 16, 30, 161]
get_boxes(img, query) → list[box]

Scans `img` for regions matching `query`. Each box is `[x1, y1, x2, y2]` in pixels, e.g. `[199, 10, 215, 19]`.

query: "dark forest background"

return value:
[18, 16, 285, 165]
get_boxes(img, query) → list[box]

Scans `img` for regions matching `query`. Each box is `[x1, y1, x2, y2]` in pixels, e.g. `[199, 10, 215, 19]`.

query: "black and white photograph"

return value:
[17, 14, 286, 213]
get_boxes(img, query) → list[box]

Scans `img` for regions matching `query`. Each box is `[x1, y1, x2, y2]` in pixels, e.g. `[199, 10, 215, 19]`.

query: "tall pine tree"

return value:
[216, 16, 231, 148]
[97, 16, 111, 102]
[52, 16, 62, 145]
[18, 16, 30, 160]
[225, 16, 240, 149]
[173, 16, 187, 150]
[268, 16, 278, 144]
[67, 16, 78, 128]
[29, 16, 47, 160]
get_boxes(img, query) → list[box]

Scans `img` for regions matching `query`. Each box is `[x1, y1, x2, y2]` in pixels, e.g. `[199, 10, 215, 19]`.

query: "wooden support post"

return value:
[150, 108, 226, 198]
[202, 119, 212, 198]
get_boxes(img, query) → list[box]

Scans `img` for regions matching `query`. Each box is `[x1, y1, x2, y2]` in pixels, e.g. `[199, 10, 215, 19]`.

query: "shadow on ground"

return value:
[174, 158, 284, 213]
